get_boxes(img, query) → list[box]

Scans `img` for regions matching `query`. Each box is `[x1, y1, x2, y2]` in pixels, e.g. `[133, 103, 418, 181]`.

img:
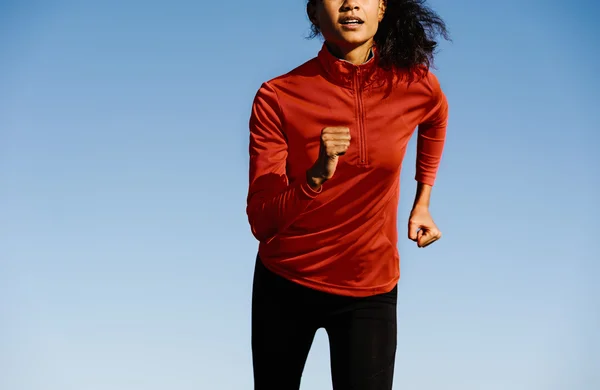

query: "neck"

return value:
[325, 40, 374, 65]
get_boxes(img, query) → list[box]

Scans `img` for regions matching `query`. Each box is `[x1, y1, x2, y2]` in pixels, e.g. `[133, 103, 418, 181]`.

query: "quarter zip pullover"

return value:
[247, 44, 448, 297]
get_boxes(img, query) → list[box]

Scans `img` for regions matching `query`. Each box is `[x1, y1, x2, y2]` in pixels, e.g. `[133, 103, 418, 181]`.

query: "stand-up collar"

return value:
[317, 43, 381, 88]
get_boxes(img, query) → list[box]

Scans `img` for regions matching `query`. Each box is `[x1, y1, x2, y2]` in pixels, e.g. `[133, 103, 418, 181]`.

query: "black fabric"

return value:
[251, 256, 397, 390]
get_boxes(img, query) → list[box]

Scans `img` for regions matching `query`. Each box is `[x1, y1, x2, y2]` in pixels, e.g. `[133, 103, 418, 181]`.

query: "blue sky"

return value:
[1, 0, 598, 389]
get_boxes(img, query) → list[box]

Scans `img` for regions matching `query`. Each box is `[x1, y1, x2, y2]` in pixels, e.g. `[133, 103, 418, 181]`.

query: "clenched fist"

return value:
[408, 205, 442, 248]
[306, 127, 351, 190]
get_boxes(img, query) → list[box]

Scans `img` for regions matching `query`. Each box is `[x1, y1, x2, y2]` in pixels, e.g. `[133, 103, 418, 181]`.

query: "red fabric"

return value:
[247, 45, 448, 297]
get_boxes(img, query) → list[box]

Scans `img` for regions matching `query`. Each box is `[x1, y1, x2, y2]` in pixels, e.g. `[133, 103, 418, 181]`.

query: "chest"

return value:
[281, 83, 422, 177]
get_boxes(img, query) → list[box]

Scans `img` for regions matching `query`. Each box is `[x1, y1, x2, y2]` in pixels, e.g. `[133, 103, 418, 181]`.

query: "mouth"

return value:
[339, 16, 364, 26]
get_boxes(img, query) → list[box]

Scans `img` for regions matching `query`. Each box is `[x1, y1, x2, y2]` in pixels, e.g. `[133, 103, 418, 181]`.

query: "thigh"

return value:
[325, 286, 398, 390]
[251, 257, 318, 390]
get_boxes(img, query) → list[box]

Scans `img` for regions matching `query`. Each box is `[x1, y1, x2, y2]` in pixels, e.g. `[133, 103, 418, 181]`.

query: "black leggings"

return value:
[251, 256, 397, 390]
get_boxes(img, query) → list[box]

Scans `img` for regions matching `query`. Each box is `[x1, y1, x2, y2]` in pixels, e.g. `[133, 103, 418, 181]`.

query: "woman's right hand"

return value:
[306, 127, 351, 190]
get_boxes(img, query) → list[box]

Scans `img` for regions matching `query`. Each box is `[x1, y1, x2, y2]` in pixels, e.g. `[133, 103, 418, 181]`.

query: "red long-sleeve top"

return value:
[246, 44, 448, 297]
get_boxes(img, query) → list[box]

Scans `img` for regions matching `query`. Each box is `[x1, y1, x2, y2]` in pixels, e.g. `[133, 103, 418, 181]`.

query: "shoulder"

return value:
[389, 66, 446, 108]
[389, 65, 447, 121]
[384, 64, 443, 94]
[250, 56, 321, 118]
[421, 68, 444, 96]
[402, 65, 443, 94]
[251, 56, 321, 112]
[261, 57, 321, 93]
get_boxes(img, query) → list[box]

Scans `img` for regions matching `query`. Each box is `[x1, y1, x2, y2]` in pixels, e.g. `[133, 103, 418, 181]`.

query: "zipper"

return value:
[354, 68, 367, 166]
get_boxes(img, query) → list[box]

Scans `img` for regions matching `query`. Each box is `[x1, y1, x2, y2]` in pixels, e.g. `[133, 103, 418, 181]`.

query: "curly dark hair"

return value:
[308, 0, 449, 74]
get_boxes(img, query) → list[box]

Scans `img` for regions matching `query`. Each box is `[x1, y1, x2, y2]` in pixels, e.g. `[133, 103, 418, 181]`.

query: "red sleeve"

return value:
[246, 82, 321, 243]
[415, 72, 449, 186]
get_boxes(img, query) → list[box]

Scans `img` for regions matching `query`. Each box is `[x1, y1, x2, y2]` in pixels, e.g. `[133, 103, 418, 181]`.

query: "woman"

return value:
[246, 0, 449, 388]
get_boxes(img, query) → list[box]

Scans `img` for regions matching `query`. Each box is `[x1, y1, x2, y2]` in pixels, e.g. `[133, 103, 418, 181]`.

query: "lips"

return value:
[339, 16, 364, 25]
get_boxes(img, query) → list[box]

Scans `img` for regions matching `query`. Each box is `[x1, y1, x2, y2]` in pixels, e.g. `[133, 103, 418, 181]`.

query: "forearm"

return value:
[412, 182, 432, 209]
[247, 176, 320, 243]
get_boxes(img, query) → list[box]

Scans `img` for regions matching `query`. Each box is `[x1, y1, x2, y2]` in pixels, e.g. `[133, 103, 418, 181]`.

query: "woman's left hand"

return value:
[408, 206, 442, 248]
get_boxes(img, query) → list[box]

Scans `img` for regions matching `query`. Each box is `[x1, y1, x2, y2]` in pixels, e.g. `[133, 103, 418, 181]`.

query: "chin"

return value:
[334, 33, 372, 47]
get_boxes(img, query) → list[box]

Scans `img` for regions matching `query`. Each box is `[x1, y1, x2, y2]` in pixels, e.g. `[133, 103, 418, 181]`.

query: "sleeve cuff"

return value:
[415, 175, 435, 186]
[299, 180, 322, 199]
